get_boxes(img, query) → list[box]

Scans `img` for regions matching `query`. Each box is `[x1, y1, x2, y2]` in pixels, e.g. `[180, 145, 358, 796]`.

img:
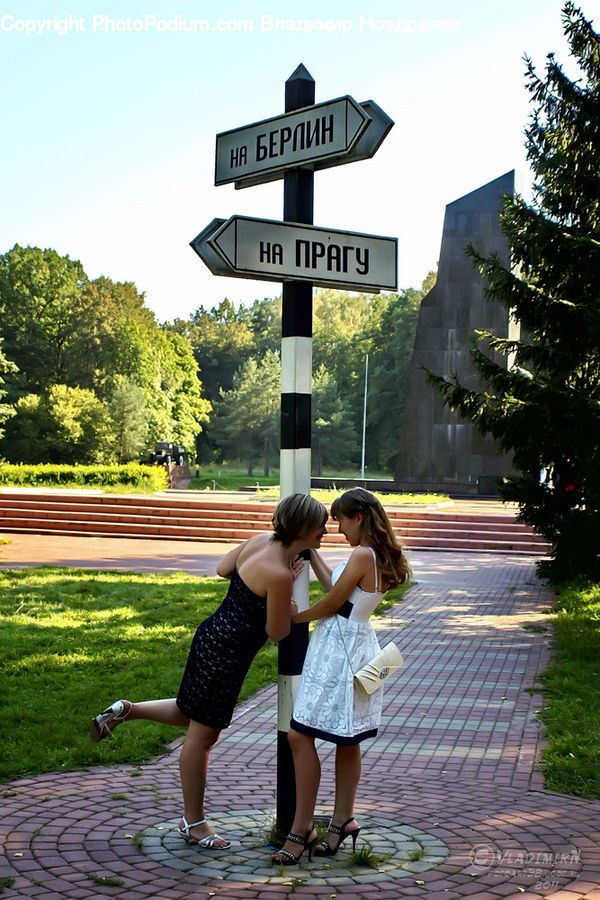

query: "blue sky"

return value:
[0, 0, 577, 321]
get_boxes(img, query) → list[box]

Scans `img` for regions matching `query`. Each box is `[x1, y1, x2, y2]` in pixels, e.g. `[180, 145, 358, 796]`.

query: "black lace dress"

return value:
[176, 568, 268, 730]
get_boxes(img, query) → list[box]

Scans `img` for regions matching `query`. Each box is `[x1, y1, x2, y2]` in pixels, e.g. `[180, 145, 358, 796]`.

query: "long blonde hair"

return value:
[330, 488, 411, 589]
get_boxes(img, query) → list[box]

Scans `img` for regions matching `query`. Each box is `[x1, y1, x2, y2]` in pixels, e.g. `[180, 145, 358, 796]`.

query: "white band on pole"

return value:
[281, 336, 313, 395]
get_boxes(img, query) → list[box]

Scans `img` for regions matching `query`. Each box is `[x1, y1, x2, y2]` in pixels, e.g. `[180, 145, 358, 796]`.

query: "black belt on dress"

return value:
[336, 600, 353, 619]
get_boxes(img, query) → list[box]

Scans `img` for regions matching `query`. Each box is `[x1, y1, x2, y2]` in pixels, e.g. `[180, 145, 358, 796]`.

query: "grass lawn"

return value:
[187, 466, 450, 505]
[186, 464, 448, 500]
[537, 579, 600, 799]
[0, 567, 409, 784]
[256, 488, 451, 505]
[188, 471, 279, 491]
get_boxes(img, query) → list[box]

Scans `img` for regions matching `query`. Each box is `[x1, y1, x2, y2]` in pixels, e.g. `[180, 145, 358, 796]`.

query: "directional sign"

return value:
[190, 215, 397, 293]
[233, 100, 394, 190]
[215, 95, 371, 188]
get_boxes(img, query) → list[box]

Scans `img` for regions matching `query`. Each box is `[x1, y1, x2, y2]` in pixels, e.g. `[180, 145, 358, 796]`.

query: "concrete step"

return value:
[0, 510, 547, 549]
[0, 516, 549, 553]
[0, 496, 539, 532]
[0, 520, 546, 554]
[0, 490, 550, 554]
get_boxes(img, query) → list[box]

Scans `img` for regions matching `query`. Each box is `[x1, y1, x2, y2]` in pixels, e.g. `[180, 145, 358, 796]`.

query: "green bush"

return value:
[0, 463, 168, 492]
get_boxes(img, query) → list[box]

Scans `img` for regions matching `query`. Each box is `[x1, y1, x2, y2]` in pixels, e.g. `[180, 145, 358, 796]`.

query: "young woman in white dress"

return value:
[272, 488, 411, 865]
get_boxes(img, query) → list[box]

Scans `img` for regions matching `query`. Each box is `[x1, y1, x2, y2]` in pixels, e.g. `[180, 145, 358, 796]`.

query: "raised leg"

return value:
[128, 698, 190, 727]
[90, 697, 190, 742]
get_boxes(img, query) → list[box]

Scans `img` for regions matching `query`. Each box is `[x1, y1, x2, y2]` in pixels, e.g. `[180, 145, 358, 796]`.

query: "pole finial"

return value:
[286, 63, 315, 84]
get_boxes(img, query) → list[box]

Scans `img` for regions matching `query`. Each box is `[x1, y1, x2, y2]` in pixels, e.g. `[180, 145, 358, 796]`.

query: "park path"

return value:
[2, 544, 600, 899]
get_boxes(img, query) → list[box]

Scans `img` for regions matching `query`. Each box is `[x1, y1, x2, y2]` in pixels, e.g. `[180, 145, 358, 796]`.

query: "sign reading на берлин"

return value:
[215, 95, 370, 187]
[191, 215, 398, 292]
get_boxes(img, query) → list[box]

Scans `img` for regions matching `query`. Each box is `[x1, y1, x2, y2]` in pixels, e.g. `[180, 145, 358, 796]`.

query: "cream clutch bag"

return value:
[354, 642, 403, 694]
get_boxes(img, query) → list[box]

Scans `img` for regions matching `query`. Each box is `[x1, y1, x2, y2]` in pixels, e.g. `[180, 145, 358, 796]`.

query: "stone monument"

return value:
[395, 170, 518, 493]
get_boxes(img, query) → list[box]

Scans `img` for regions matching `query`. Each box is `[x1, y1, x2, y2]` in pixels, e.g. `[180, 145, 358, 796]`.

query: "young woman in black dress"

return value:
[89, 493, 328, 849]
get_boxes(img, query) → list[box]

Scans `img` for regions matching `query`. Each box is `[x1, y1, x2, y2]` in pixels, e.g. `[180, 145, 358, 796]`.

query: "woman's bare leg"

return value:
[272, 728, 319, 861]
[127, 699, 190, 727]
[321, 744, 361, 848]
[178, 720, 229, 848]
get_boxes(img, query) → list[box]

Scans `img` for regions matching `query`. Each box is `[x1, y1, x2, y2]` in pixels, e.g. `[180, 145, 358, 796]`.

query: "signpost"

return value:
[190, 62, 394, 836]
[215, 95, 370, 187]
[191, 215, 398, 293]
[230, 99, 393, 190]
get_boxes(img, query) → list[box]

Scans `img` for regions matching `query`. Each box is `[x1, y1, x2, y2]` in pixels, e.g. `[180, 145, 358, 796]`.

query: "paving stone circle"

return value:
[136, 808, 449, 886]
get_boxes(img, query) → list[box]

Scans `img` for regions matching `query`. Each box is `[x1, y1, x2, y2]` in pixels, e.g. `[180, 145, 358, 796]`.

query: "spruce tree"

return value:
[426, 3, 600, 581]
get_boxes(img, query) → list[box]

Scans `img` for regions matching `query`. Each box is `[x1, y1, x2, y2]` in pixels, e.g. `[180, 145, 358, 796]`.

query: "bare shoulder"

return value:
[236, 534, 291, 596]
[337, 546, 373, 581]
[350, 545, 376, 566]
[236, 532, 273, 564]
[266, 566, 293, 591]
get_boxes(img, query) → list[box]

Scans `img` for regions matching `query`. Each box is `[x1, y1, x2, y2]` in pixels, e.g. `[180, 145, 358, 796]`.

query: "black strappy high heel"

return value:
[313, 817, 360, 856]
[271, 827, 317, 865]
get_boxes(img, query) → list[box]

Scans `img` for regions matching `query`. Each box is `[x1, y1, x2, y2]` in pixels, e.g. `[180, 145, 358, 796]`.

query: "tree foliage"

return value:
[108, 377, 148, 463]
[211, 350, 280, 476]
[0, 247, 430, 471]
[426, 3, 600, 581]
[0, 340, 17, 441]
[187, 283, 430, 475]
[312, 365, 357, 476]
[3, 386, 112, 464]
[0, 245, 210, 463]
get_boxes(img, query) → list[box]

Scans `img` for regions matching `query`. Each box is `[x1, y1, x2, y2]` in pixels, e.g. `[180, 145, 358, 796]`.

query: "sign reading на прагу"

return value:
[215, 95, 372, 188]
[190, 215, 397, 292]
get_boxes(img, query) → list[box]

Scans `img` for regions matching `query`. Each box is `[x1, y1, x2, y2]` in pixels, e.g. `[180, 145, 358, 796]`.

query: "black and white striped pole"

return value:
[190, 58, 396, 836]
[276, 63, 315, 835]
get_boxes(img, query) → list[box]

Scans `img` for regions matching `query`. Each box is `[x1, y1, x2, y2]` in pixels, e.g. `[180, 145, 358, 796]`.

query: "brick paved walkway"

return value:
[2, 548, 600, 899]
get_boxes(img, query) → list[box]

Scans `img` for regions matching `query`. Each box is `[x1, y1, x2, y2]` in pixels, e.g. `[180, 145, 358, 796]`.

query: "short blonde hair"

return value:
[272, 493, 328, 545]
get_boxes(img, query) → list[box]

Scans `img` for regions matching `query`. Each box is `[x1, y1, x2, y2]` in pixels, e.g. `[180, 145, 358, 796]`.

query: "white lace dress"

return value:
[290, 548, 385, 745]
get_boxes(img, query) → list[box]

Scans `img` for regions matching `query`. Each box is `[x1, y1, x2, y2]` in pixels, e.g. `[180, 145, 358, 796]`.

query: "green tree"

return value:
[0, 339, 17, 442]
[108, 377, 148, 463]
[0, 250, 211, 462]
[0, 245, 88, 396]
[247, 296, 281, 355]
[421, 269, 437, 296]
[188, 299, 255, 400]
[3, 386, 112, 464]
[107, 321, 210, 455]
[1, 394, 46, 462]
[426, 3, 600, 581]
[312, 290, 373, 396]
[362, 288, 424, 470]
[312, 365, 358, 476]
[212, 351, 280, 475]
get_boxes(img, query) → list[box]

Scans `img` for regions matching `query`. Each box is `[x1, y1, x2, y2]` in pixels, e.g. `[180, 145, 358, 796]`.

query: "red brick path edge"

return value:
[2, 551, 600, 899]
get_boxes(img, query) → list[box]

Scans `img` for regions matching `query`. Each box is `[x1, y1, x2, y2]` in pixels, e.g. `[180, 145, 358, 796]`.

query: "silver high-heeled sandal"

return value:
[178, 816, 231, 849]
[89, 700, 132, 743]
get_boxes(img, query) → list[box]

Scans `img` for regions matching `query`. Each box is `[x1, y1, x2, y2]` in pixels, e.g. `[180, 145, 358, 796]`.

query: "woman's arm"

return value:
[215, 541, 246, 579]
[309, 549, 333, 591]
[265, 570, 296, 641]
[292, 547, 372, 624]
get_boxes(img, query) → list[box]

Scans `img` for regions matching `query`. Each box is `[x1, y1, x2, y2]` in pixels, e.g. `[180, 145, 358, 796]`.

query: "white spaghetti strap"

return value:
[368, 546, 379, 592]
